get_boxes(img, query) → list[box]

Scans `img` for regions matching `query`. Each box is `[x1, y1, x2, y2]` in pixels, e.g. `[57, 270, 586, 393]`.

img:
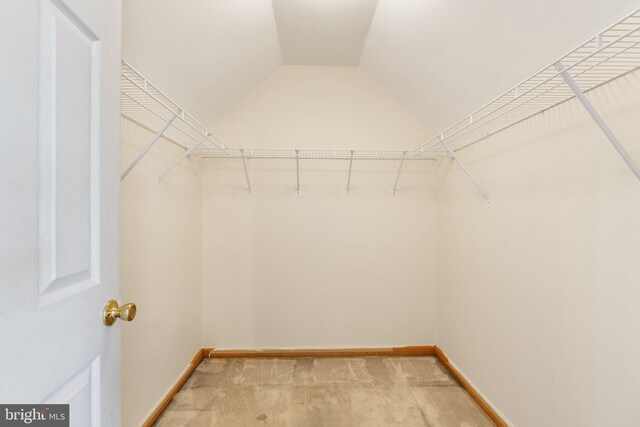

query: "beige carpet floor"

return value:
[154, 356, 495, 426]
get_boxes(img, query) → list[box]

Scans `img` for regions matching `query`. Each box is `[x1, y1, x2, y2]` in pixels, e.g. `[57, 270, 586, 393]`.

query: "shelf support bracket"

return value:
[157, 134, 208, 183]
[241, 149, 252, 194]
[440, 138, 491, 203]
[346, 150, 354, 195]
[555, 61, 640, 181]
[295, 149, 300, 194]
[393, 151, 406, 194]
[121, 113, 178, 181]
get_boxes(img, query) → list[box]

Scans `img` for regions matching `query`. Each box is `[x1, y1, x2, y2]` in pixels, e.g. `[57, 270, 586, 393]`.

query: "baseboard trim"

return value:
[143, 345, 506, 427]
[434, 346, 508, 427]
[142, 348, 206, 427]
[205, 345, 435, 358]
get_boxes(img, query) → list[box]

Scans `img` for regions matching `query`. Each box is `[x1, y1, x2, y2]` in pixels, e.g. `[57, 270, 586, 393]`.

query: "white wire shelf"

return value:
[415, 7, 640, 155]
[197, 148, 431, 161]
[121, 62, 228, 152]
[120, 62, 437, 162]
[121, 6, 640, 197]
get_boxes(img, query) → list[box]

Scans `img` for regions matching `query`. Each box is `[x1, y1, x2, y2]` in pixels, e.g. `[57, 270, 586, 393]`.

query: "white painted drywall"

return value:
[120, 118, 202, 427]
[200, 66, 438, 349]
[361, 0, 640, 131]
[436, 71, 640, 426]
[122, 0, 282, 124]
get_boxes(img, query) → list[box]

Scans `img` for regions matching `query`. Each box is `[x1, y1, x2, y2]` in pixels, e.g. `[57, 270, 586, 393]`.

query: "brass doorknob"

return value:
[103, 300, 137, 326]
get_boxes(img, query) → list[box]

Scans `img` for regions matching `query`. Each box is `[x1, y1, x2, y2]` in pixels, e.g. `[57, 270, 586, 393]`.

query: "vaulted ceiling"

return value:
[272, 0, 379, 65]
[123, 0, 640, 133]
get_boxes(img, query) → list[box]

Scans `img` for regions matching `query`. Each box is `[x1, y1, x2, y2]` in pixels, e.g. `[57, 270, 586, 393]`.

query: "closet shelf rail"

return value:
[120, 61, 229, 181]
[198, 148, 429, 161]
[120, 62, 439, 194]
[121, 6, 640, 198]
[414, 6, 640, 184]
[120, 60, 439, 193]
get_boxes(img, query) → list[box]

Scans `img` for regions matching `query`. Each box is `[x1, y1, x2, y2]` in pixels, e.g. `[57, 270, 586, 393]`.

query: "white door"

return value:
[0, 0, 122, 425]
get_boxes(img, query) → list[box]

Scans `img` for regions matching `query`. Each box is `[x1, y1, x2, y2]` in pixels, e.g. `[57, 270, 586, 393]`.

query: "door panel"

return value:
[38, 0, 101, 305]
[42, 357, 101, 426]
[0, 0, 121, 425]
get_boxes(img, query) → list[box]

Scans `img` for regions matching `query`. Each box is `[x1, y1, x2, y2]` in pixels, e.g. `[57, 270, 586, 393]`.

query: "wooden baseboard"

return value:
[142, 348, 206, 427]
[434, 346, 507, 427]
[144, 345, 506, 427]
[205, 345, 435, 358]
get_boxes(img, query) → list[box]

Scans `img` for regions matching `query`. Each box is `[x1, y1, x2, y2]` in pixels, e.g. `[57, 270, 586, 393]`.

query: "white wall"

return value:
[119, 44, 640, 427]
[120, 118, 202, 427]
[201, 66, 439, 349]
[436, 72, 640, 426]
